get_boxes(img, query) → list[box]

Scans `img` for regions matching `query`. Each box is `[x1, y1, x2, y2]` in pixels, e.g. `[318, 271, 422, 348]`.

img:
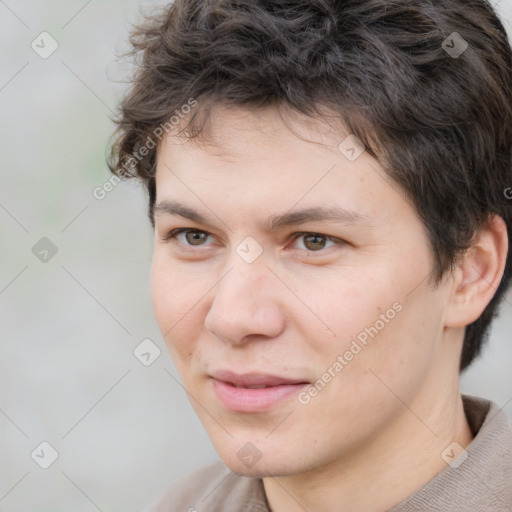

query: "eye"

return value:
[161, 228, 345, 253]
[161, 228, 212, 246]
[290, 232, 342, 252]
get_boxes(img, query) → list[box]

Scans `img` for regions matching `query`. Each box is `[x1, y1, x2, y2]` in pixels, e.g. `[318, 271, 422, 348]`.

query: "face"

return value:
[150, 105, 454, 477]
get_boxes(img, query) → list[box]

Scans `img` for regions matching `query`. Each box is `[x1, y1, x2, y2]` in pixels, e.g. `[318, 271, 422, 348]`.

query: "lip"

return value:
[209, 370, 309, 413]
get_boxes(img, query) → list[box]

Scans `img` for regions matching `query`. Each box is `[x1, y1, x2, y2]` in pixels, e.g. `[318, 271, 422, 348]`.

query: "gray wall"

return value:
[1, 1, 511, 510]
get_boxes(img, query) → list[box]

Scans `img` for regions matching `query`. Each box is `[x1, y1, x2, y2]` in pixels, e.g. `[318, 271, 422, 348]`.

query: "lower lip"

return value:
[211, 378, 308, 413]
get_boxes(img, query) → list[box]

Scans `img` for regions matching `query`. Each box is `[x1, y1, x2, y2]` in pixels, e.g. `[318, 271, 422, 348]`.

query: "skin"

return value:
[150, 104, 508, 512]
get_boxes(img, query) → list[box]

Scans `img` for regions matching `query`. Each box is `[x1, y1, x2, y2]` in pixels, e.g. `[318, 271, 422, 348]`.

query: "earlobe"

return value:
[444, 215, 508, 328]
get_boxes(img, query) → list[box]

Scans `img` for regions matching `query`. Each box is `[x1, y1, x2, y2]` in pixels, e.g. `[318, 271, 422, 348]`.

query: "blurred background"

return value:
[0, 1, 511, 510]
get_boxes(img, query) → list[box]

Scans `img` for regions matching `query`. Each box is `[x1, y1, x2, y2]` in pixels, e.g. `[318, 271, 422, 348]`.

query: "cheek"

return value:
[299, 304, 438, 445]
[150, 256, 207, 359]
[300, 266, 439, 393]
[333, 290, 444, 409]
[150, 257, 178, 331]
[295, 269, 400, 351]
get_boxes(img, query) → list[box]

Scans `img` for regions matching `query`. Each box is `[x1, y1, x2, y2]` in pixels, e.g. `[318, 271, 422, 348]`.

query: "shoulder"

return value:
[143, 460, 269, 512]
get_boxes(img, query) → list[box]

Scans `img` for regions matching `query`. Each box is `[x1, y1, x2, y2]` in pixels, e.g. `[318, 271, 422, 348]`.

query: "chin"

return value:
[221, 457, 299, 478]
[213, 440, 311, 479]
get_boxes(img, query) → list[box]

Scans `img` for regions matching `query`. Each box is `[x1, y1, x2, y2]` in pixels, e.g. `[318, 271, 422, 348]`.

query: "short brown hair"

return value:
[107, 0, 512, 371]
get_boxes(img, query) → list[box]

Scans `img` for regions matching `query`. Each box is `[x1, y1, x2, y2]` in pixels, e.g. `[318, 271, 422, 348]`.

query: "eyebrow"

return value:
[153, 200, 376, 232]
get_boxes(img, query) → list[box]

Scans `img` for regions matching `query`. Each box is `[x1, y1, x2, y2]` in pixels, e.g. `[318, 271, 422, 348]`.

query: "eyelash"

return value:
[161, 228, 345, 253]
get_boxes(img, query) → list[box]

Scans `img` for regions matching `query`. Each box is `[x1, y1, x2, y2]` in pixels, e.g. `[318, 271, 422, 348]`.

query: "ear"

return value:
[444, 214, 508, 328]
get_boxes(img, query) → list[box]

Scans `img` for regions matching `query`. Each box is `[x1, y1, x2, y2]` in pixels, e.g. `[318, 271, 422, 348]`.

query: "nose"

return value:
[204, 260, 286, 345]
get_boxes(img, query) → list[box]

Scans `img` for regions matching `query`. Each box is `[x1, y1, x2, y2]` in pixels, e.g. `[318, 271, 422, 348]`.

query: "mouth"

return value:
[209, 370, 310, 413]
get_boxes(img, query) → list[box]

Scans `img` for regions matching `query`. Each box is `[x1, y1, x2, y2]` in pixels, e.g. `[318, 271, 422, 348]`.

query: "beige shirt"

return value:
[146, 394, 512, 511]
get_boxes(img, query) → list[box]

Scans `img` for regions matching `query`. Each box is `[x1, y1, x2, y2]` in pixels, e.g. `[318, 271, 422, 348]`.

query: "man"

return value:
[108, 0, 512, 510]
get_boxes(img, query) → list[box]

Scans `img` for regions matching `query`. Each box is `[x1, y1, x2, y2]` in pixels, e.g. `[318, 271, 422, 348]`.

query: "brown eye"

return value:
[303, 234, 327, 251]
[184, 230, 209, 245]
[162, 228, 212, 246]
[291, 232, 343, 253]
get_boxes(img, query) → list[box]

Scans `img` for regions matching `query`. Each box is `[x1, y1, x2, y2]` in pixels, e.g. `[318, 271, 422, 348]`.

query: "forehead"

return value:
[153, 105, 412, 228]
[160, 104, 353, 163]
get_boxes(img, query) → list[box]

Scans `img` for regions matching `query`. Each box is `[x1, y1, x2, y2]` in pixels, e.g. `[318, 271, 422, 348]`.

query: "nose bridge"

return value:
[220, 234, 273, 301]
[204, 250, 285, 343]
